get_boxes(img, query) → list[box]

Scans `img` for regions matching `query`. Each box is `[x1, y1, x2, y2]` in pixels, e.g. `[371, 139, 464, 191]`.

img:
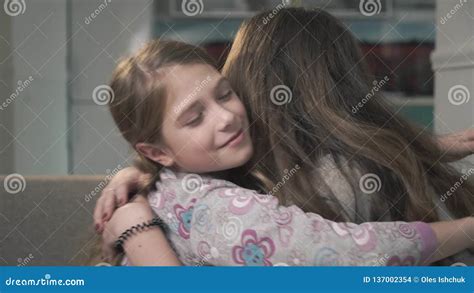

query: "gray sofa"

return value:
[0, 175, 105, 266]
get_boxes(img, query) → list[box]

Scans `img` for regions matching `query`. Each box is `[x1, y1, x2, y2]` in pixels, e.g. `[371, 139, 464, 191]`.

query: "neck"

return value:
[167, 165, 231, 181]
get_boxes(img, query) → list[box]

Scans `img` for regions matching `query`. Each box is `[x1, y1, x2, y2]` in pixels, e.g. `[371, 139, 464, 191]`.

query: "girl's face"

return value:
[138, 63, 253, 174]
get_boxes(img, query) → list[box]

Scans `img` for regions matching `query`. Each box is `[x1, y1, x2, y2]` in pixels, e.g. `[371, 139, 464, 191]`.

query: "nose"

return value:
[214, 104, 236, 131]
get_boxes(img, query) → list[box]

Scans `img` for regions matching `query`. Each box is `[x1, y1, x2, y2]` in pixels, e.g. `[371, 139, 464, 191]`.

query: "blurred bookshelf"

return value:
[154, 0, 436, 127]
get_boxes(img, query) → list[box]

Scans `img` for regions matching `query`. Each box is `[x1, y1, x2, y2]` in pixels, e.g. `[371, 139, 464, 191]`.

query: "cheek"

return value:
[172, 129, 216, 164]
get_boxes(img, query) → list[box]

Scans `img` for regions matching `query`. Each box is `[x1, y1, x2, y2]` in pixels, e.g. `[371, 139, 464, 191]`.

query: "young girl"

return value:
[94, 39, 474, 266]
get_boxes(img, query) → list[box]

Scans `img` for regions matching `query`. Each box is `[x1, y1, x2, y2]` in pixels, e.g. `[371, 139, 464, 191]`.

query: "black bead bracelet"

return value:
[113, 216, 167, 253]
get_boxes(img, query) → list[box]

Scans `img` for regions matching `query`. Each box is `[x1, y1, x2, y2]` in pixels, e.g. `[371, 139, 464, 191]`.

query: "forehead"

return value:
[162, 63, 221, 98]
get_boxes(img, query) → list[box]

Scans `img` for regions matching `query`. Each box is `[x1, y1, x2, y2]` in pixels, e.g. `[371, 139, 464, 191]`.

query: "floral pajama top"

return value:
[122, 167, 438, 266]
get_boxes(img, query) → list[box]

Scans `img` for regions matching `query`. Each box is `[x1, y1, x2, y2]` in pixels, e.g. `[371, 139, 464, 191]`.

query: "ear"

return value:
[135, 142, 175, 167]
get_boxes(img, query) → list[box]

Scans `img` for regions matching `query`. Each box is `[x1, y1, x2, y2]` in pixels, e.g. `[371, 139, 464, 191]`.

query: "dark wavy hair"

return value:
[222, 7, 474, 224]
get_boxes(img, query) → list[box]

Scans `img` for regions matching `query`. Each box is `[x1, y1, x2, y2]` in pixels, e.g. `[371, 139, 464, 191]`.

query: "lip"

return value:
[220, 129, 244, 148]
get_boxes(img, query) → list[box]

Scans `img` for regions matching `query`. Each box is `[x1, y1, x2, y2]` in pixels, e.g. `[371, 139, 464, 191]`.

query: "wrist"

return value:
[108, 203, 155, 239]
[114, 216, 166, 253]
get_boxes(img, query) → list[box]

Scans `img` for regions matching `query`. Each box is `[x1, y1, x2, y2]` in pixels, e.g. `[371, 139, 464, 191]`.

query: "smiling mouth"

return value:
[220, 129, 244, 148]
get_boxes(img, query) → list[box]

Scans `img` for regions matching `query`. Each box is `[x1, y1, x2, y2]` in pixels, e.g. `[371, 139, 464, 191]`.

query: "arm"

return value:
[188, 185, 473, 266]
[102, 195, 182, 266]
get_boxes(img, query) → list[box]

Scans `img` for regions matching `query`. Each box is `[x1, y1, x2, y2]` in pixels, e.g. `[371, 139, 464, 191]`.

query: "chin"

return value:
[219, 150, 251, 170]
[232, 145, 253, 167]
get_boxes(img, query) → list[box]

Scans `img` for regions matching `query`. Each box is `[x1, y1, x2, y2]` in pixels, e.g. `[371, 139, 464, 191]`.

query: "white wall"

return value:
[68, 0, 153, 174]
[0, 12, 13, 174]
[0, 0, 153, 175]
[9, 0, 68, 175]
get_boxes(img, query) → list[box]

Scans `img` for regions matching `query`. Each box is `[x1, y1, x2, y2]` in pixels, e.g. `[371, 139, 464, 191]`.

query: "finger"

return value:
[115, 185, 129, 207]
[93, 196, 104, 231]
[102, 194, 117, 223]
[100, 187, 116, 203]
[95, 187, 115, 222]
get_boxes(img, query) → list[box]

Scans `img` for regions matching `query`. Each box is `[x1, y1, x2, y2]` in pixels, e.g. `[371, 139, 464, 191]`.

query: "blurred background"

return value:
[0, 0, 473, 175]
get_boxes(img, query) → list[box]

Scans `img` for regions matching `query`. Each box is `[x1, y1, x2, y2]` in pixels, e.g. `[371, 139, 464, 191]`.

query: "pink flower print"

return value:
[398, 223, 417, 240]
[218, 188, 254, 215]
[271, 208, 293, 225]
[148, 189, 175, 210]
[218, 188, 271, 215]
[308, 219, 323, 233]
[278, 225, 294, 247]
[148, 190, 165, 210]
[331, 222, 377, 252]
[232, 229, 275, 266]
[174, 198, 197, 239]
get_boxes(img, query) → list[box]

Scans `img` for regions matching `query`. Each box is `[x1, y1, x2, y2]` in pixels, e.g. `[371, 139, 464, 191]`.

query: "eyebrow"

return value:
[174, 77, 228, 123]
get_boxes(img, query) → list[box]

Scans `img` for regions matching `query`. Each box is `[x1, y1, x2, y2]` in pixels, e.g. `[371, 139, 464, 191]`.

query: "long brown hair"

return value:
[222, 7, 474, 223]
[85, 40, 220, 265]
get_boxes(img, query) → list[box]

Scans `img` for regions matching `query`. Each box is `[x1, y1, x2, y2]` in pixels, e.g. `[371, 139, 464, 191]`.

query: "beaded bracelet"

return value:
[113, 216, 167, 253]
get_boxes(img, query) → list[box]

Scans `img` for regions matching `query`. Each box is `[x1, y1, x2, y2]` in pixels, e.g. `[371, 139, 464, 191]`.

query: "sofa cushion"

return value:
[1, 175, 106, 266]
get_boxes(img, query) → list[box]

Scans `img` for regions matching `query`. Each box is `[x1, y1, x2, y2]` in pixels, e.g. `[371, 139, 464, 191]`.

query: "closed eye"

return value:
[218, 90, 233, 101]
[185, 112, 203, 126]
